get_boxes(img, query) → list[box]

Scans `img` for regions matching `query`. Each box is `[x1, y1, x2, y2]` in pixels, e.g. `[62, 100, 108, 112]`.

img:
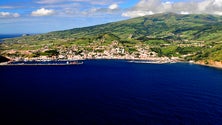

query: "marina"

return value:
[0, 61, 83, 66]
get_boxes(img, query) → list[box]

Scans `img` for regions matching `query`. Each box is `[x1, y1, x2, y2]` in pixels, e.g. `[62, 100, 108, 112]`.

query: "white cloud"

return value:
[37, 0, 66, 4]
[122, 0, 222, 18]
[71, 0, 122, 5]
[34, 0, 124, 18]
[79, 7, 121, 16]
[31, 8, 55, 16]
[180, 11, 190, 15]
[109, 4, 118, 10]
[0, 12, 20, 18]
[37, 0, 123, 5]
[213, 0, 222, 7]
[0, 12, 10, 17]
[13, 13, 20, 17]
[122, 10, 153, 18]
[214, 11, 222, 15]
[62, 2, 121, 17]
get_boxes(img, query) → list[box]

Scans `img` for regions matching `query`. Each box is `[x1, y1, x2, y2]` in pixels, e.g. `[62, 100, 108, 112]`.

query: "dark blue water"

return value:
[1, 60, 222, 125]
[0, 34, 22, 42]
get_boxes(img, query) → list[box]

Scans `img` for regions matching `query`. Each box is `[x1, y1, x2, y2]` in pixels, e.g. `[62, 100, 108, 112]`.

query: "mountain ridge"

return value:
[49, 13, 222, 39]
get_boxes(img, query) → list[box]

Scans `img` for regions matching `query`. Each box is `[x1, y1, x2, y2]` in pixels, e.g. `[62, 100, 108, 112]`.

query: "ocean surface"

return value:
[0, 60, 222, 125]
[0, 34, 22, 42]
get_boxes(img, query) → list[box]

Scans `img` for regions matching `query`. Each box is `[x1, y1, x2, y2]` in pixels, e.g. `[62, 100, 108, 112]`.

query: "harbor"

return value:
[0, 60, 83, 66]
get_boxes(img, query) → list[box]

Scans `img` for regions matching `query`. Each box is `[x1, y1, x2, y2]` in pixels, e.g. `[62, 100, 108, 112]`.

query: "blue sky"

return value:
[0, 0, 222, 34]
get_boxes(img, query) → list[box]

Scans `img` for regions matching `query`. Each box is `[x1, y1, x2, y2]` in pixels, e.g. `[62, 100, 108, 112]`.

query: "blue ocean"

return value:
[0, 34, 22, 42]
[0, 60, 222, 125]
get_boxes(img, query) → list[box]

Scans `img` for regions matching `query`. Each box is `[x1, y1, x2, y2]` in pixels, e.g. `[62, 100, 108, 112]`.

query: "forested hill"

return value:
[1, 13, 222, 64]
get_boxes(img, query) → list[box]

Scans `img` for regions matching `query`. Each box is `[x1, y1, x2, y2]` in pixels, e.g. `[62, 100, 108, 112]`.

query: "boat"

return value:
[66, 61, 83, 65]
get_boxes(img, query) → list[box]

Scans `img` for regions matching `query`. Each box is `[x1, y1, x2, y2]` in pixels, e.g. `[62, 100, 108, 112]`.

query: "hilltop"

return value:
[1, 13, 222, 66]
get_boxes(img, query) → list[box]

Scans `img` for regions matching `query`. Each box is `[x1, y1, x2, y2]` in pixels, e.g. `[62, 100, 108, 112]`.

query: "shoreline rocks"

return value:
[195, 60, 222, 69]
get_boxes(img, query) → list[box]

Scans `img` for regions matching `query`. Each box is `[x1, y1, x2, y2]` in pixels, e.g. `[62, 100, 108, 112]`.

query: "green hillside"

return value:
[49, 13, 222, 40]
[1, 13, 222, 63]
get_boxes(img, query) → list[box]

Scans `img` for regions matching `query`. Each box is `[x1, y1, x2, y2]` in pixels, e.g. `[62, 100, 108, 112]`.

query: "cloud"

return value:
[180, 11, 190, 15]
[0, 12, 20, 18]
[63, 2, 121, 17]
[109, 3, 118, 10]
[122, 10, 153, 18]
[31, 8, 55, 16]
[37, 0, 67, 4]
[122, 0, 222, 17]
[34, 0, 124, 18]
[214, 11, 222, 15]
[71, 0, 123, 5]
[37, 0, 123, 5]
[213, 0, 222, 7]
[79, 7, 121, 17]
[0, 6, 15, 9]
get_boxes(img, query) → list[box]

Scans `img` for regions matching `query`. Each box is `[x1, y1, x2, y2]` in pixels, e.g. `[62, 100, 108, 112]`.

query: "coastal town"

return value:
[1, 38, 181, 65]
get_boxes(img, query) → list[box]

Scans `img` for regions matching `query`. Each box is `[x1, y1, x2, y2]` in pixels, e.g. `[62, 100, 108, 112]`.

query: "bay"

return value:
[0, 60, 222, 125]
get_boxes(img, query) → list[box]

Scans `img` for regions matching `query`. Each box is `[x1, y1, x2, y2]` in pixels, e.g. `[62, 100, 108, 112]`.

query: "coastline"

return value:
[0, 57, 180, 66]
[0, 63, 83, 66]
[1, 57, 222, 70]
[194, 61, 222, 69]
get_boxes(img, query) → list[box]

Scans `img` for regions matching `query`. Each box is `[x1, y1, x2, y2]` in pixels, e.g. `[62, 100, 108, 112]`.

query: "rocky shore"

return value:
[195, 60, 222, 69]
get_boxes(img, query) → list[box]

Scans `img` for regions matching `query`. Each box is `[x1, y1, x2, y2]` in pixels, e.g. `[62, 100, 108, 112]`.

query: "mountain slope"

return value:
[1, 13, 222, 63]
[49, 13, 222, 40]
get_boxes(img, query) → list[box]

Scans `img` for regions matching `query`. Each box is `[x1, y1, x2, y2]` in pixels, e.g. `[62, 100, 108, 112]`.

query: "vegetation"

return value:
[0, 13, 222, 63]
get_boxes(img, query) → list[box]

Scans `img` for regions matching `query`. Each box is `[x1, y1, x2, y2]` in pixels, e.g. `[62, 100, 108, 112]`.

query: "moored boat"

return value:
[66, 61, 83, 65]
